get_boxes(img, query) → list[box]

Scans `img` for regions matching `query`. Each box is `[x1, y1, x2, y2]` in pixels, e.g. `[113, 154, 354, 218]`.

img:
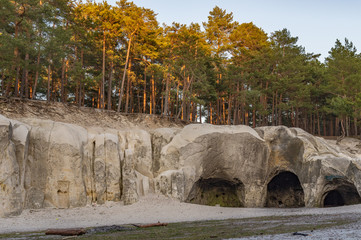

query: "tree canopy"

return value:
[1, 1, 360, 138]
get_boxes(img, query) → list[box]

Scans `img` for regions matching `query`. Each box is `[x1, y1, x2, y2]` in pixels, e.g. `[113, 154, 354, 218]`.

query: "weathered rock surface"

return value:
[1, 112, 361, 217]
[0, 116, 22, 217]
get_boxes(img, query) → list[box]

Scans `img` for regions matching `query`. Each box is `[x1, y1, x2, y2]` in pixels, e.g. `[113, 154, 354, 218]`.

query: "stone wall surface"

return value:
[1, 114, 361, 217]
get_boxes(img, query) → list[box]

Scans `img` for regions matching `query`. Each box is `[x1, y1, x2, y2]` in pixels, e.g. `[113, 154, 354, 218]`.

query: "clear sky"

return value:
[97, 0, 361, 61]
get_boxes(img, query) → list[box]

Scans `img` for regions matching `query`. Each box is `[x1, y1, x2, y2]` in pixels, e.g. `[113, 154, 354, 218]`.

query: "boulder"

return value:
[158, 124, 268, 207]
[23, 119, 89, 209]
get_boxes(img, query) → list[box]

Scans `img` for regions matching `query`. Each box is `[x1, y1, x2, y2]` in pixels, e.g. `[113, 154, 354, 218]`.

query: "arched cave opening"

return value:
[323, 190, 344, 207]
[323, 182, 361, 207]
[186, 178, 244, 207]
[266, 171, 305, 208]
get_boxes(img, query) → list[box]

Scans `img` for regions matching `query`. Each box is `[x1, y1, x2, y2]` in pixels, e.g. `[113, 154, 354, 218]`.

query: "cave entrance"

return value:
[323, 182, 361, 207]
[186, 178, 244, 207]
[323, 190, 344, 207]
[266, 171, 305, 208]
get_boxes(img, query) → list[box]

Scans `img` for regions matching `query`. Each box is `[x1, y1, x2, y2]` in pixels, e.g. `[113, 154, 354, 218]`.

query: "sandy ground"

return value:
[0, 99, 185, 130]
[2, 194, 361, 237]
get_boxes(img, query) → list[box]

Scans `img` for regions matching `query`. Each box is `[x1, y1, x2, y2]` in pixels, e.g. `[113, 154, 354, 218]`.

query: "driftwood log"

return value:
[292, 232, 309, 236]
[45, 228, 87, 236]
[133, 222, 168, 228]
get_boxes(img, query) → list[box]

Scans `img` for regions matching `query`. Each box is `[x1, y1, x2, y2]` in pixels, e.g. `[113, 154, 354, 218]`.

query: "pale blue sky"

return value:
[96, 0, 361, 60]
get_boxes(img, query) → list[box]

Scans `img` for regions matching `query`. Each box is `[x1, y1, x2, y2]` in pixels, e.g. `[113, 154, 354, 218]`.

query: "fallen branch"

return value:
[45, 228, 86, 236]
[132, 222, 168, 228]
[292, 232, 309, 236]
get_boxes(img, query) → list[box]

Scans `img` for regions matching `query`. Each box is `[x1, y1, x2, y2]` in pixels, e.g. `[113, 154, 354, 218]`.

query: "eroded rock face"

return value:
[0, 117, 22, 216]
[1, 113, 361, 217]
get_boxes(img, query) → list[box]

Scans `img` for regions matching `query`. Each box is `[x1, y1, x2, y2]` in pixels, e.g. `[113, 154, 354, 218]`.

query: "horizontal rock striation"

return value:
[1, 114, 361, 217]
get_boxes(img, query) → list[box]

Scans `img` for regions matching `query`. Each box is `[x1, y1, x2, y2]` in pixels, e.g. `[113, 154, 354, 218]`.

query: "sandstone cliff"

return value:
[1, 102, 361, 217]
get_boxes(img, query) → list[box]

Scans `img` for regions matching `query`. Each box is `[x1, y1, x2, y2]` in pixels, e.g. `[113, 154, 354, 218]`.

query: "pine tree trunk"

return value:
[337, 118, 346, 144]
[20, 67, 25, 98]
[222, 98, 226, 124]
[24, 52, 30, 98]
[263, 82, 269, 126]
[163, 74, 169, 116]
[61, 58, 66, 103]
[233, 102, 238, 125]
[1, 71, 4, 95]
[188, 103, 191, 121]
[118, 37, 132, 112]
[151, 73, 155, 114]
[345, 116, 349, 137]
[209, 103, 213, 124]
[329, 119, 334, 136]
[13, 23, 20, 97]
[32, 31, 42, 99]
[97, 87, 100, 108]
[125, 59, 131, 113]
[170, 97, 174, 117]
[272, 92, 275, 126]
[78, 82, 82, 107]
[278, 93, 282, 125]
[79, 50, 84, 107]
[47, 64, 51, 102]
[101, 31, 106, 109]
[354, 116, 358, 137]
[64, 59, 69, 102]
[137, 80, 141, 113]
[143, 65, 147, 113]
[179, 76, 186, 120]
[193, 102, 197, 122]
[5, 76, 12, 97]
[20, 52, 29, 98]
[291, 106, 295, 127]
[199, 104, 202, 123]
[335, 117, 339, 136]
[15, 65, 20, 97]
[317, 110, 321, 135]
[161, 82, 164, 116]
[234, 81, 240, 125]
[253, 109, 256, 128]
[130, 76, 134, 113]
[216, 98, 220, 124]
[107, 60, 114, 110]
[188, 81, 192, 121]
[227, 94, 232, 125]
[81, 84, 85, 106]
[75, 81, 79, 105]
[176, 81, 179, 117]
[51, 69, 55, 101]
[168, 91, 171, 116]
[245, 111, 249, 126]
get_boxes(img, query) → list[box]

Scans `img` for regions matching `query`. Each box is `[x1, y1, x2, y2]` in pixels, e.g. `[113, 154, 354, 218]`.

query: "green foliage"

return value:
[0, 1, 361, 136]
[326, 96, 354, 118]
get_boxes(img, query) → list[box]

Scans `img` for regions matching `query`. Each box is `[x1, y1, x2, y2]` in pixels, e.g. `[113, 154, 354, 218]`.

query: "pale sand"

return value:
[2, 194, 361, 234]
